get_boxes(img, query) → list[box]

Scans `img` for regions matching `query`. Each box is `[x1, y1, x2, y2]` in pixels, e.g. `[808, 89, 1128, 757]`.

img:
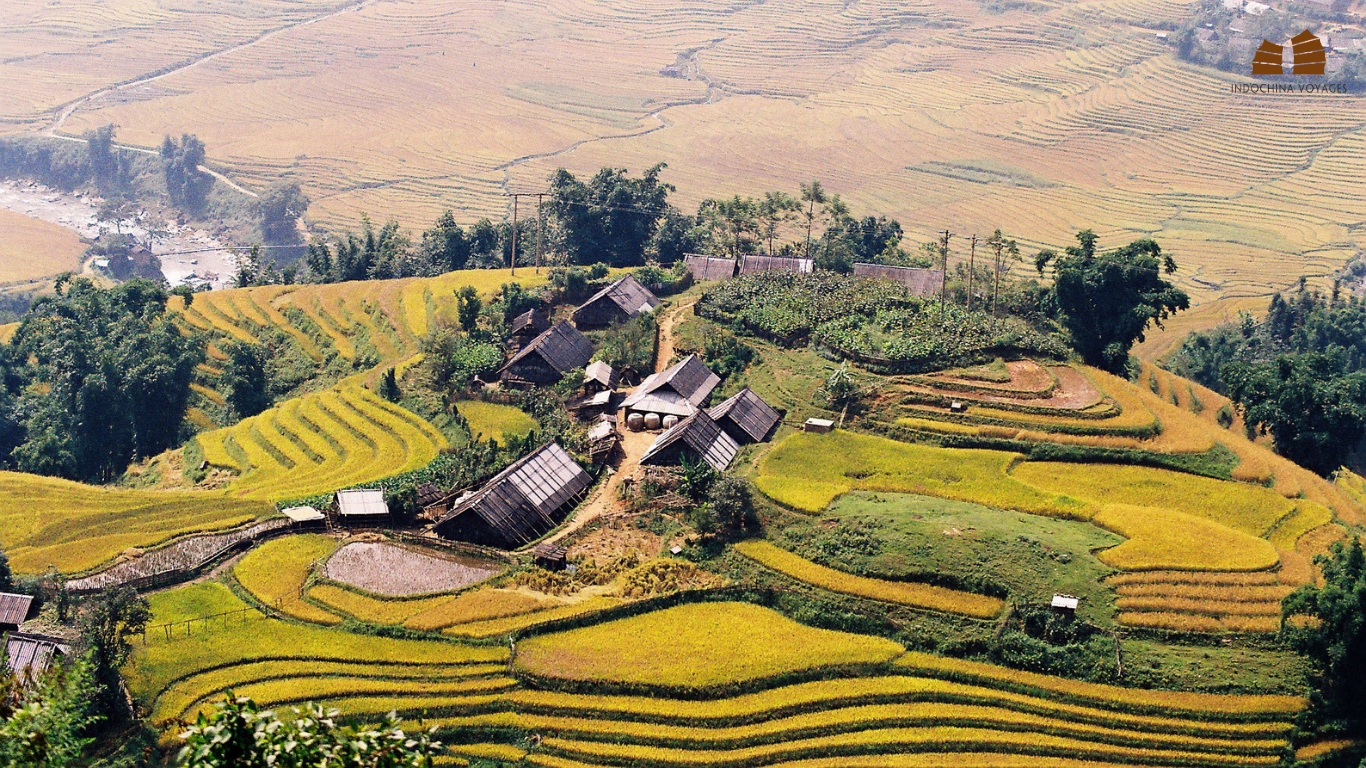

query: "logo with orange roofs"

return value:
[1252, 29, 1326, 75]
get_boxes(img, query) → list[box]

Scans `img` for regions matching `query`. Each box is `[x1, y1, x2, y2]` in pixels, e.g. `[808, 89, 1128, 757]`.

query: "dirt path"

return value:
[655, 300, 696, 372]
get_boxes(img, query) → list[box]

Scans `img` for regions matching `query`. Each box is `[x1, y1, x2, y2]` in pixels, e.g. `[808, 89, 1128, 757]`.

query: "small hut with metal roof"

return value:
[622, 354, 720, 428]
[739, 255, 813, 276]
[707, 387, 781, 444]
[572, 275, 660, 329]
[0, 592, 34, 632]
[499, 321, 595, 386]
[853, 263, 944, 297]
[5, 633, 69, 683]
[639, 410, 739, 472]
[335, 489, 389, 521]
[684, 254, 738, 282]
[432, 442, 592, 548]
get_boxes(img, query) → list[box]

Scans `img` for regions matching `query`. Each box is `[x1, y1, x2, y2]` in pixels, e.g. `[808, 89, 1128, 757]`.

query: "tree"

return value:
[706, 474, 757, 532]
[0, 544, 10, 593]
[1223, 352, 1366, 476]
[985, 229, 1021, 316]
[821, 362, 860, 415]
[696, 196, 760, 258]
[379, 368, 400, 403]
[221, 340, 271, 419]
[548, 165, 674, 267]
[455, 286, 481, 334]
[78, 586, 150, 716]
[1037, 231, 1189, 374]
[178, 696, 441, 768]
[418, 211, 470, 273]
[258, 182, 309, 244]
[161, 134, 214, 211]
[1282, 538, 1366, 720]
[0, 655, 98, 768]
[799, 180, 827, 258]
[757, 191, 799, 256]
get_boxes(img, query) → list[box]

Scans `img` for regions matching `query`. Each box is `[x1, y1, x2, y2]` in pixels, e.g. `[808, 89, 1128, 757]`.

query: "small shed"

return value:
[708, 387, 781, 444]
[4, 633, 69, 683]
[639, 410, 740, 472]
[1051, 594, 1080, 615]
[587, 418, 620, 464]
[280, 506, 326, 525]
[533, 542, 568, 571]
[852, 263, 944, 298]
[803, 418, 835, 434]
[622, 354, 721, 422]
[0, 592, 34, 632]
[572, 275, 661, 329]
[683, 254, 738, 282]
[584, 360, 619, 394]
[509, 307, 552, 349]
[336, 489, 389, 519]
[415, 482, 445, 509]
[432, 442, 592, 548]
[739, 255, 813, 276]
[499, 321, 595, 386]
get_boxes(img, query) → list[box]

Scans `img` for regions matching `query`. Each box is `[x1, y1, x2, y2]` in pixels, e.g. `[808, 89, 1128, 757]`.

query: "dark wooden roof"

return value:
[4, 633, 68, 681]
[511, 307, 552, 337]
[684, 254, 738, 281]
[739, 255, 812, 275]
[573, 275, 660, 322]
[436, 442, 591, 546]
[852, 263, 943, 297]
[622, 354, 720, 414]
[501, 321, 595, 377]
[415, 482, 445, 508]
[708, 387, 781, 443]
[534, 542, 568, 561]
[639, 410, 739, 471]
[584, 360, 619, 390]
[0, 592, 33, 626]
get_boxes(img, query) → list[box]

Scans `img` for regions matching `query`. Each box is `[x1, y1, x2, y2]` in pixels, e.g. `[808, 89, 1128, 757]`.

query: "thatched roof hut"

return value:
[499, 321, 595, 386]
[432, 442, 592, 548]
[572, 275, 660, 328]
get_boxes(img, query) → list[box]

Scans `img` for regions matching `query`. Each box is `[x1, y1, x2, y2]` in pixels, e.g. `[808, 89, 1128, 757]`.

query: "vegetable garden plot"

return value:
[324, 541, 502, 596]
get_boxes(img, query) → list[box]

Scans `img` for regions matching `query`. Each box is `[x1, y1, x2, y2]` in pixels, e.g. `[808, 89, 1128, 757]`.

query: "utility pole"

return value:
[510, 194, 518, 276]
[992, 236, 1004, 317]
[939, 229, 952, 319]
[968, 234, 977, 312]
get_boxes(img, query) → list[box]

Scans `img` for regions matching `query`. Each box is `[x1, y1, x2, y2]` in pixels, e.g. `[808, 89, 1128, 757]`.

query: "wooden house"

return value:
[432, 442, 592, 548]
[499, 321, 595, 386]
[853, 263, 944, 298]
[509, 307, 552, 349]
[707, 387, 781, 444]
[583, 360, 619, 394]
[335, 489, 389, 521]
[572, 275, 660, 329]
[622, 354, 720, 423]
[739, 255, 812, 276]
[684, 254, 738, 282]
[533, 542, 568, 571]
[639, 410, 739, 472]
[0, 592, 33, 632]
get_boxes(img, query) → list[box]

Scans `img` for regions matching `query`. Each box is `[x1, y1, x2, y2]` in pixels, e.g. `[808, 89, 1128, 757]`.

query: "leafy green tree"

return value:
[1223, 352, 1366, 476]
[305, 216, 413, 282]
[1036, 231, 1189, 374]
[548, 164, 674, 267]
[222, 340, 271, 419]
[178, 696, 440, 768]
[799, 180, 827, 258]
[696, 196, 760, 258]
[379, 368, 400, 403]
[422, 330, 502, 392]
[648, 208, 699, 264]
[1282, 538, 1366, 720]
[0, 655, 98, 768]
[455, 286, 481, 333]
[160, 134, 214, 211]
[595, 313, 657, 378]
[757, 191, 799, 256]
[419, 211, 470, 272]
[707, 474, 757, 532]
[78, 586, 150, 715]
[493, 283, 539, 325]
[258, 182, 309, 244]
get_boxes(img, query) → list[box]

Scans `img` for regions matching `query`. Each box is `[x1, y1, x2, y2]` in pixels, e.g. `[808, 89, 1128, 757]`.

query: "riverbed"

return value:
[0, 179, 237, 289]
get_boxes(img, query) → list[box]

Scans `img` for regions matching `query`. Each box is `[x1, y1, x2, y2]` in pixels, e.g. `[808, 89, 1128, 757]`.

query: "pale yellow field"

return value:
[0, 209, 84, 282]
[0, 0, 1360, 304]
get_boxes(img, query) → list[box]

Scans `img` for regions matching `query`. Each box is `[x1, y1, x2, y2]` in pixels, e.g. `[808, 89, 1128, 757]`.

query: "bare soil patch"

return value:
[324, 541, 502, 596]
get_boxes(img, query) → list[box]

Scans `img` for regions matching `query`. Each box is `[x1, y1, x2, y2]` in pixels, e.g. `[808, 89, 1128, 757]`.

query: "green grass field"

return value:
[772, 492, 1122, 625]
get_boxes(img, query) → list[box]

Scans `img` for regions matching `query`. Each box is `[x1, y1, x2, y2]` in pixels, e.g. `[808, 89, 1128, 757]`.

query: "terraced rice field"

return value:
[137, 580, 1306, 764]
[193, 379, 448, 500]
[752, 428, 1349, 632]
[0, 471, 272, 575]
[0, 209, 85, 282]
[3, 0, 1358, 303]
